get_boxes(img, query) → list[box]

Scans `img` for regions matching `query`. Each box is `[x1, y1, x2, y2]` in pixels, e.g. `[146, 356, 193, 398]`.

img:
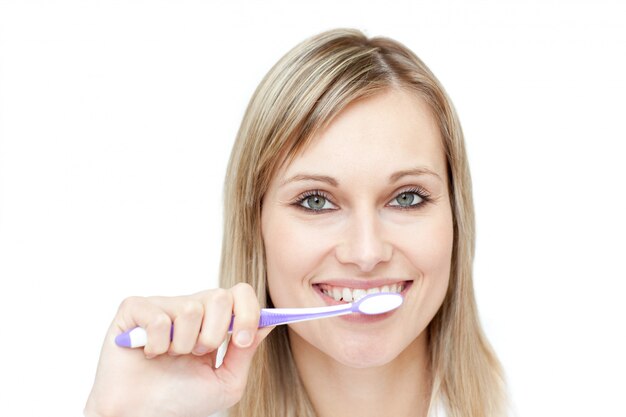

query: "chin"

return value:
[334, 348, 398, 369]
[324, 332, 406, 369]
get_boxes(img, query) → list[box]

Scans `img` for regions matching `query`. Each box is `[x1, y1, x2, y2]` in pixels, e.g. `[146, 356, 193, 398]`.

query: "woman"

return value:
[85, 28, 507, 417]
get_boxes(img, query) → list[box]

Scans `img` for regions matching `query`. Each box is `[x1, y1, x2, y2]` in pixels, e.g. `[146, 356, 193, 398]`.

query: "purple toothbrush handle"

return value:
[117, 305, 353, 348]
[227, 309, 344, 332]
[227, 311, 296, 332]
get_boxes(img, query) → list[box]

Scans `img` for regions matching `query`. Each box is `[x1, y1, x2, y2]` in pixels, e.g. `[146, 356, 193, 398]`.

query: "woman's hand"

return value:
[84, 283, 273, 417]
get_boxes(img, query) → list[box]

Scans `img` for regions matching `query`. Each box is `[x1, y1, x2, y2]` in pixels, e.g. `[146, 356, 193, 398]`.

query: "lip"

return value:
[312, 280, 412, 323]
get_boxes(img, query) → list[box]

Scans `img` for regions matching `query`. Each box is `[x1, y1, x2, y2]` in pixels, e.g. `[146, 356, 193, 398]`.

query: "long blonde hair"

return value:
[220, 28, 507, 417]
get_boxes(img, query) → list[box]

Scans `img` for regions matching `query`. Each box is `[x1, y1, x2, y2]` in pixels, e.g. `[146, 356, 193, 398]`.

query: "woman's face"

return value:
[261, 89, 454, 368]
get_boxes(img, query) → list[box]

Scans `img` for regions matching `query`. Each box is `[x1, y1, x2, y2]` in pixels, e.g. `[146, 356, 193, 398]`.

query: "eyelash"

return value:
[291, 187, 432, 214]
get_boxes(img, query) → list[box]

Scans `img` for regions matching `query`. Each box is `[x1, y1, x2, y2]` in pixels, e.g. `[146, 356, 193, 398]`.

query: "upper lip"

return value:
[312, 278, 413, 289]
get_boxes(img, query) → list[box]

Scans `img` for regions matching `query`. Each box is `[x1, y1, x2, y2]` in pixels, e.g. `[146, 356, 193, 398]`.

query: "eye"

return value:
[296, 191, 337, 212]
[388, 187, 430, 209]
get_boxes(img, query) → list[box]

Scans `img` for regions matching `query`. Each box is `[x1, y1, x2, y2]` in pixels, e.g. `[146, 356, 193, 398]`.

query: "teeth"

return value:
[320, 283, 406, 302]
[352, 289, 367, 301]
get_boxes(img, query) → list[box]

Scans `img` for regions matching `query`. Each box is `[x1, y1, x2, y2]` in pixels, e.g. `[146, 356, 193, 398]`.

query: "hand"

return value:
[84, 283, 273, 417]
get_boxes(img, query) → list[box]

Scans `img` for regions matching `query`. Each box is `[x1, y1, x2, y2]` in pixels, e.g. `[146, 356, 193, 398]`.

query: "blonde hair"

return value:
[220, 28, 507, 417]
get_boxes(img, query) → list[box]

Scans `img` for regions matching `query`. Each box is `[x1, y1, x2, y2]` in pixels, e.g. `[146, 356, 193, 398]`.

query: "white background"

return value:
[1, 0, 625, 415]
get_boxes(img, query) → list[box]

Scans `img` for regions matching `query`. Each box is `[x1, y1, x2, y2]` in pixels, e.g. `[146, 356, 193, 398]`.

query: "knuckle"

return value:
[179, 300, 203, 318]
[118, 296, 144, 312]
[210, 288, 232, 308]
[232, 283, 260, 308]
[150, 313, 172, 330]
[232, 282, 254, 294]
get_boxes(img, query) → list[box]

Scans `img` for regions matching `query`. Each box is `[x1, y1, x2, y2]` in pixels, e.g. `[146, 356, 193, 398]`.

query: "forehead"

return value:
[275, 89, 447, 185]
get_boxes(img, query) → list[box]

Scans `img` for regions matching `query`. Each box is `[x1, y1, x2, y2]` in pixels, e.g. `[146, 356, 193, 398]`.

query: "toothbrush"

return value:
[115, 292, 403, 348]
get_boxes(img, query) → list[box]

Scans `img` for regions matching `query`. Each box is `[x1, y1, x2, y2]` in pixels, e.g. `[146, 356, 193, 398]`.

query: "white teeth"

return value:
[320, 283, 406, 302]
[352, 289, 367, 301]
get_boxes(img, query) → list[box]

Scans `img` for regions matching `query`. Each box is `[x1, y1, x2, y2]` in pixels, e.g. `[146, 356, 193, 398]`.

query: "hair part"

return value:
[220, 28, 508, 417]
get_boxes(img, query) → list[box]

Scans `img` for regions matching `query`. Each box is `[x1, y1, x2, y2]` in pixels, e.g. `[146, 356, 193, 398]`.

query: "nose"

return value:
[334, 208, 393, 272]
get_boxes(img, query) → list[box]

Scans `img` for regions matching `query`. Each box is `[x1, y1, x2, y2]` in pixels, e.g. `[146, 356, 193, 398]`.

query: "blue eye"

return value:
[390, 192, 422, 207]
[303, 195, 326, 210]
[297, 191, 337, 211]
[388, 188, 430, 209]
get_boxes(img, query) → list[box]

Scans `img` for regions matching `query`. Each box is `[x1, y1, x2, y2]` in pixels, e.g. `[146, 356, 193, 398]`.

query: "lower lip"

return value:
[312, 282, 412, 324]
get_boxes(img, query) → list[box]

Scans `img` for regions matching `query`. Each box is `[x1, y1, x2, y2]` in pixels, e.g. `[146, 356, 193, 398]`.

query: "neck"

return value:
[289, 329, 432, 417]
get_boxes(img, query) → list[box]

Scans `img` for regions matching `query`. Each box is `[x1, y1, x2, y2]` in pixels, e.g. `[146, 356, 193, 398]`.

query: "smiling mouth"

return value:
[313, 281, 412, 303]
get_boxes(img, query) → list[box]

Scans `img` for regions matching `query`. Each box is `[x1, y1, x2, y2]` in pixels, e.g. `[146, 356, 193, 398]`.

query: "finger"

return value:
[215, 326, 274, 390]
[115, 296, 172, 358]
[169, 299, 204, 355]
[198, 336, 229, 366]
[229, 283, 261, 348]
[193, 288, 234, 355]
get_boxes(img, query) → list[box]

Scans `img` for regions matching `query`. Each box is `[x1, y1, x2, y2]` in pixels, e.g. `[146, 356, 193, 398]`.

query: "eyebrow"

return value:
[389, 167, 443, 183]
[280, 174, 338, 187]
[280, 167, 443, 188]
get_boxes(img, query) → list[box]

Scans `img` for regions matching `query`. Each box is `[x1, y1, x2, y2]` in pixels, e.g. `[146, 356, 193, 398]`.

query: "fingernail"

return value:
[235, 330, 252, 347]
[193, 345, 209, 355]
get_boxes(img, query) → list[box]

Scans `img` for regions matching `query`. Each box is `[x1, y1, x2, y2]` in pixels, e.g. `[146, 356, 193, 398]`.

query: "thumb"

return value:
[214, 326, 274, 387]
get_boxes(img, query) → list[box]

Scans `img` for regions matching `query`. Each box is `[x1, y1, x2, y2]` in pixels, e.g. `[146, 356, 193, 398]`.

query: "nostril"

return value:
[334, 218, 393, 271]
[338, 243, 390, 262]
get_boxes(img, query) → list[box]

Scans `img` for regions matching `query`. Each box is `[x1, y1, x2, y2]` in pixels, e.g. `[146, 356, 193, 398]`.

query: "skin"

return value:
[84, 88, 453, 417]
[85, 287, 273, 417]
[262, 89, 454, 417]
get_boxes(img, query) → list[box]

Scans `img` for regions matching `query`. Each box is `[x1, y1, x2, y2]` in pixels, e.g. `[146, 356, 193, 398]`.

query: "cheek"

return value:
[397, 211, 454, 277]
[394, 209, 453, 324]
[263, 213, 331, 305]
[419, 221, 453, 276]
[407, 211, 454, 321]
